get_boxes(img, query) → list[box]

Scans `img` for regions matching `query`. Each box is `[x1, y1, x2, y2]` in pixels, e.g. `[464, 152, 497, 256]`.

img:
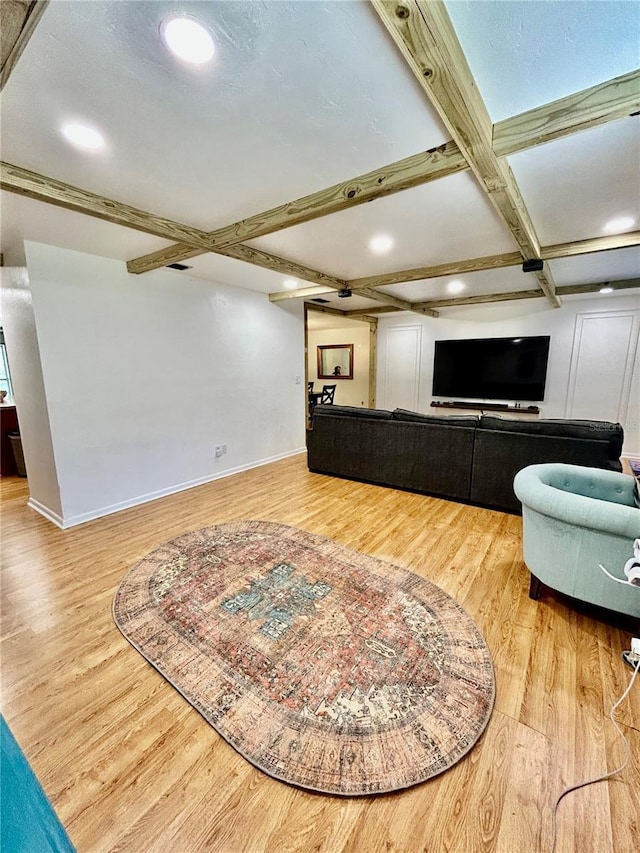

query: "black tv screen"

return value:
[432, 336, 550, 402]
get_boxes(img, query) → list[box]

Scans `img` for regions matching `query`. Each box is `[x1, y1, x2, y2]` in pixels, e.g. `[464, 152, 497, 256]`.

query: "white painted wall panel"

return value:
[23, 242, 305, 526]
[0, 267, 63, 522]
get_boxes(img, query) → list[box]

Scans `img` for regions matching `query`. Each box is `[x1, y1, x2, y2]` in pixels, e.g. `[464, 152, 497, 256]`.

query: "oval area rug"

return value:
[113, 521, 495, 795]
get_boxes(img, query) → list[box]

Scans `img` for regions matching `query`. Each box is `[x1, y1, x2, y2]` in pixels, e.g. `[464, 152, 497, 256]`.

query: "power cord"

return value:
[550, 655, 639, 852]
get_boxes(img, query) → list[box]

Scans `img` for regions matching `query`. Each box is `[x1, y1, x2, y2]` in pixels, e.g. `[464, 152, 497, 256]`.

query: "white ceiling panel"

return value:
[246, 171, 518, 279]
[508, 120, 640, 245]
[445, 0, 640, 121]
[305, 293, 383, 312]
[547, 247, 640, 286]
[176, 251, 329, 295]
[1, 0, 638, 309]
[377, 265, 539, 303]
[0, 0, 447, 231]
[0, 192, 170, 267]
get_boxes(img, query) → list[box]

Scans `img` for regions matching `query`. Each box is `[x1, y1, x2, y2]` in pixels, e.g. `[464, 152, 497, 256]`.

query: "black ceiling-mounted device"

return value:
[338, 288, 352, 298]
[522, 259, 544, 273]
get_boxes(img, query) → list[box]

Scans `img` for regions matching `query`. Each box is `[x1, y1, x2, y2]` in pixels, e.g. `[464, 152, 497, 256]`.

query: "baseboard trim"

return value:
[27, 498, 66, 529]
[55, 447, 307, 529]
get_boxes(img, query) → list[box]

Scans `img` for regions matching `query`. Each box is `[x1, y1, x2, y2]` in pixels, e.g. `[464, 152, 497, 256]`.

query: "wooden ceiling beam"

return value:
[0, 162, 436, 317]
[355, 286, 439, 317]
[349, 251, 523, 289]
[126, 142, 467, 274]
[270, 285, 335, 303]
[306, 303, 383, 326]
[348, 233, 639, 290]
[415, 277, 640, 310]
[371, 0, 560, 308]
[0, 161, 241, 249]
[541, 231, 640, 260]
[128, 63, 639, 277]
[0, 0, 48, 91]
[493, 69, 640, 158]
[345, 305, 399, 316]
[0, 161, 348, 289]
[128, 62, 639, 276]
[270, 231, 640, 305]
[216, 244, 347, 290]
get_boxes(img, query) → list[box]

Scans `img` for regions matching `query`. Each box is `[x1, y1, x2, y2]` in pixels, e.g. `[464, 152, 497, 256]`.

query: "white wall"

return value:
[377, 293, 640, 457]
[308, 323, 370, 407]
[0, 267, 63, 522]
[22, 242, 306, 526]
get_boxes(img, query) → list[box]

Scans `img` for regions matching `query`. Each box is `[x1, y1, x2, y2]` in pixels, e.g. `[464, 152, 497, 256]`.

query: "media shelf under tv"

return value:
[431, 401, 540, 414]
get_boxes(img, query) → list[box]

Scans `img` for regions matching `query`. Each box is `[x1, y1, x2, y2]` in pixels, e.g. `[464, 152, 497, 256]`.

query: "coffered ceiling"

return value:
[1, 0, 638, 319]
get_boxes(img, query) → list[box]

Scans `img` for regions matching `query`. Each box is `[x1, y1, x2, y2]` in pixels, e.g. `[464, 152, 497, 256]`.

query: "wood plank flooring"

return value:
[1, 456, 638, 852]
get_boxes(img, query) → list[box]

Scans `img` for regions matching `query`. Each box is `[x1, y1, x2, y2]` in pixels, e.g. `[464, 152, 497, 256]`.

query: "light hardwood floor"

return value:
[1, 456, 638, 853]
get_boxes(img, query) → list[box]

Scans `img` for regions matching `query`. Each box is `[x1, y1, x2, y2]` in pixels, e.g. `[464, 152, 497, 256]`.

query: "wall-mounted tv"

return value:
[432, 336, 551, 402]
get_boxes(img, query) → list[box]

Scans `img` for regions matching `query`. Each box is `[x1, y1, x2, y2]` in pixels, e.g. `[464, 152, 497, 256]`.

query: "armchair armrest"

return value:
[514, 463, 640, 539]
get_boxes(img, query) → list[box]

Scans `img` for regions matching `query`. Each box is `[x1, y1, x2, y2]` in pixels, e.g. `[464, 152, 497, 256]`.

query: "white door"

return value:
[383, 325, 422, 411]
[566, 310, 640, 424]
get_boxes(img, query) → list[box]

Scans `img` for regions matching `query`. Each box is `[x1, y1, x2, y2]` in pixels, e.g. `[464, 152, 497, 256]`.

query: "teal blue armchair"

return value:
[513, 463, 640, 618]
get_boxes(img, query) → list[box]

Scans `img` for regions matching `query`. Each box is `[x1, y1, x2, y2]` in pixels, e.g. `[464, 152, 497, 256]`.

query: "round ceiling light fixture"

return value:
[161, 17, 215, 65]
[369, 234, 394, 254]
[283, 278, 298, 290]
[446, 279, 466, 294]
[60, 122, 105, 151]
[602, 215, 635, 234]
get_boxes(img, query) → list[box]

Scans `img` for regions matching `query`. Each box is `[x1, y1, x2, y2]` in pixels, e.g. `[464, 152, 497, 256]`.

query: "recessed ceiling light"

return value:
[599, 286, 614, 294]
[283, 278, 298, 290]
[446, 280, 466, 294]
[369, 234, 394, 254]
[161, 17, 215, 64]
[60, 122, 105, 151]
[602, 216, 635, 234]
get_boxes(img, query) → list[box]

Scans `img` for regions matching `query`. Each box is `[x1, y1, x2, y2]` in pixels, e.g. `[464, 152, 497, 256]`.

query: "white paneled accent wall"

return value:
[377, 295, 640, 457]
[19, 242, 306, 527]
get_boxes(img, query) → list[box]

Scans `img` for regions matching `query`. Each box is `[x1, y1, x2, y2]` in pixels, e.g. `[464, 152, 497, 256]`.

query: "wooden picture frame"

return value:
[317, 344, 354, 380]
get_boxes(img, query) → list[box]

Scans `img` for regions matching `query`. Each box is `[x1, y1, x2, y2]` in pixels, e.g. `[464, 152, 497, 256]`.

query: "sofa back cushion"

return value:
[308, 409, 476, 500]
[392, 409, 478, 428]
[313, 405, 393, 420]
[478, 415, 623, 460]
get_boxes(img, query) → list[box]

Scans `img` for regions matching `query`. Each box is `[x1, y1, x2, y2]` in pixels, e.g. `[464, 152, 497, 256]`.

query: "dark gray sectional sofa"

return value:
[307, 405, 624, 513]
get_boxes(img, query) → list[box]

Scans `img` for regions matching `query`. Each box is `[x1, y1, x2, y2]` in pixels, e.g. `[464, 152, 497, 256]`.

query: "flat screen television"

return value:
[432, 336, 551, 402]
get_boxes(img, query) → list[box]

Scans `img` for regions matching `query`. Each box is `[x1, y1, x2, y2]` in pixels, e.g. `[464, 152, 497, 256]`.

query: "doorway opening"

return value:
[305, 306, 377, 427]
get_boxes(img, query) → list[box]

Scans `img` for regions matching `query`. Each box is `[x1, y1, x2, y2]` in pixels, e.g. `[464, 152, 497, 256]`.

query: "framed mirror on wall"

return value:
[317, 344, 354, 380]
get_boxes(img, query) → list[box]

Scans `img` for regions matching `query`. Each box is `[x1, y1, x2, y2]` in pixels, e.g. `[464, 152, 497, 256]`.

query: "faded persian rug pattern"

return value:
[113, 521, 495, 795]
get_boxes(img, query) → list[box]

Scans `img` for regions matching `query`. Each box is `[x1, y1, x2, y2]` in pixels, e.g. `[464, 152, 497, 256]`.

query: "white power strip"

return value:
[631, 637, 640, 655]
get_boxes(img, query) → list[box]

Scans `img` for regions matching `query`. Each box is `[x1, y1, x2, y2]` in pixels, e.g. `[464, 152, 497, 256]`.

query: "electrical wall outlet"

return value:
[632, 637, 640, 655]
[221, 444, 227, 454]
[215, 445, 223, 458]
